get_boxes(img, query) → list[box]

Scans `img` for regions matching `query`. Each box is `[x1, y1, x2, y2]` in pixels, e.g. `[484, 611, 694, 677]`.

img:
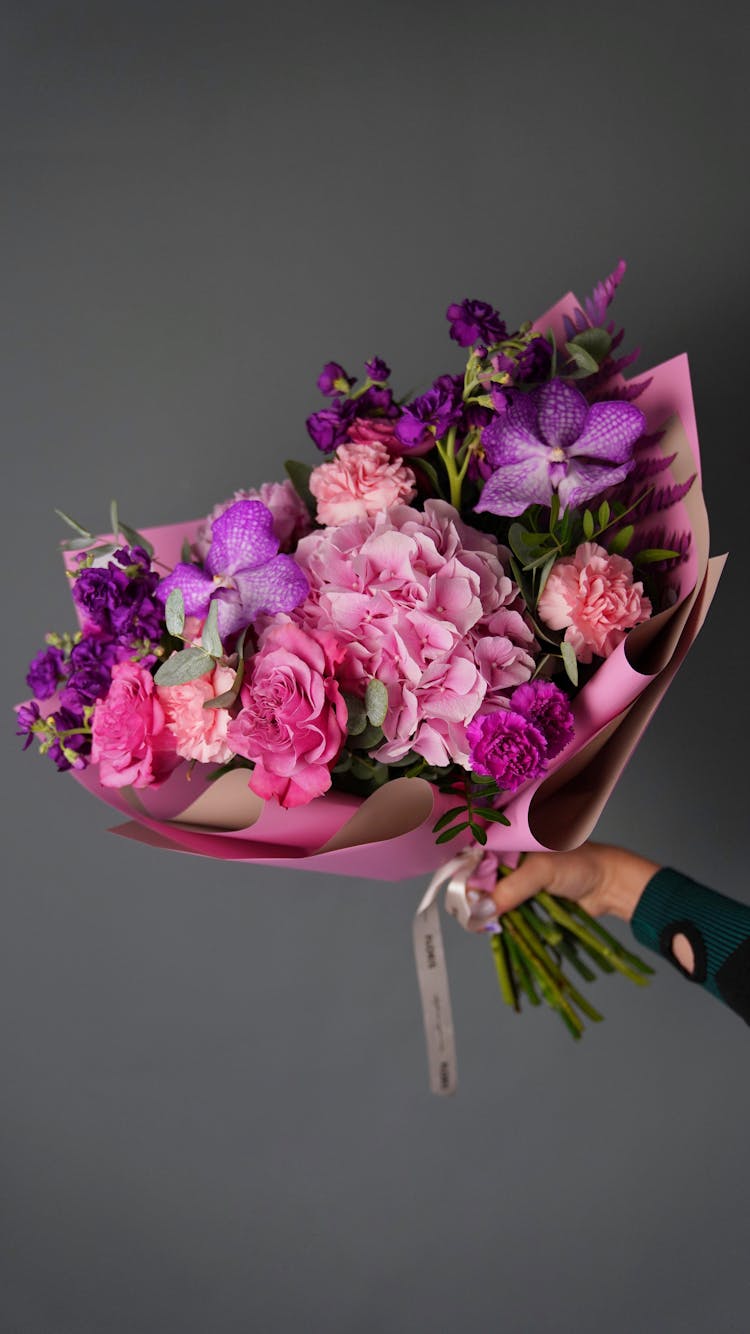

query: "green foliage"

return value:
[284, 459, 316, 518]
[200, 600, 223, 659]
[154, 646, 214, 686]
[365, 678, 388, 727]
[165, 588, 185, 638]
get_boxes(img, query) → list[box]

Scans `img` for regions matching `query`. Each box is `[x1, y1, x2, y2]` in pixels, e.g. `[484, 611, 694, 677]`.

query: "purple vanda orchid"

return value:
[157, 500, 309, 640]
[475, 379, 645, 517]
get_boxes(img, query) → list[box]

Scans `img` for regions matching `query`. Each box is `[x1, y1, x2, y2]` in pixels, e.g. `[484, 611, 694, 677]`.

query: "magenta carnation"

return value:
[291, 500, 535, 768]
[510, 680, 574, 759]
[466, 708, 548, 791]
[227, 623, 348, 809]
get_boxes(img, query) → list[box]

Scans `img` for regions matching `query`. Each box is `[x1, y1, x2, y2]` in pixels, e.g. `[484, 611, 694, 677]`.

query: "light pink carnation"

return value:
[291, 500, 535, 768]
[91, 661, 179, 789]
[194, 480, 311, 560]
[226, 623, 347, 809]
[538, 541, 652, 663]
[309, 440, 416, 526]
[158, 664, 236, 764]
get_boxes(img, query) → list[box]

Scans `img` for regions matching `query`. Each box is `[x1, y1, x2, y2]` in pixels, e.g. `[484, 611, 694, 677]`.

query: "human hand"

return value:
[491, 842, 661, 923]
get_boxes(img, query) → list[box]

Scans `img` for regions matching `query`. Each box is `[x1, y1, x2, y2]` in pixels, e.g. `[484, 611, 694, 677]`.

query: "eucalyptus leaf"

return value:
[609, 524, 634, 554]
[165, 588, 185, 637]
[181, 538, 193, 563]
[201, 600, 223, 658]
[333, 752, 353, 774]
[110, 499, 120, 539]
[570, 327, 612, 364]
[560, 640, 579, 687]
[352, 723, 384, 751]
[203, 627, 248, 709]
[63, 535, 99, 551]
[154, 646, 214, 686]
[119, 520, 154, 558]
[365, 678, 388, 727]
[344, 692, 367, 736]
[55, 509, 93, 539]
[564, 341, 599, 375]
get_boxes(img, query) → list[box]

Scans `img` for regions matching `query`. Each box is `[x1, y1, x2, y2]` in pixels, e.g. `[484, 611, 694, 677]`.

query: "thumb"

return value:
[491, 853, 553, 913]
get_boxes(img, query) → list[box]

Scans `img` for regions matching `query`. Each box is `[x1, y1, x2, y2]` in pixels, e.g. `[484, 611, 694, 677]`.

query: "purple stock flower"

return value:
[61, 634, 120, 708]
[476, 379, 645, 517]
[307, 398, 357, 451]
[510, 680, 574, 760]
[72, 547, 163, 642]
[396, 374, 464, 450]
[26, 645, 66, 700]
[317, 362, 353, 397]
[447, 299, 506, 348]
[467, 708, 548, 792]
[364, 356, 390, 383]
[157, 500, 309, 640]
[16, 700, 41, 749]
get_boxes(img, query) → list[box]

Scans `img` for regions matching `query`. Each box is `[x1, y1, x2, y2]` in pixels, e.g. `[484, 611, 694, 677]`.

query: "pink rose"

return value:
[158, 664, 236, 764]
[226, 623, 347, 809]
[194, 480, 311, 560]
[538, 541, 652, 663]
[309, 440, 416, 526]
[91, 661, 179, 788]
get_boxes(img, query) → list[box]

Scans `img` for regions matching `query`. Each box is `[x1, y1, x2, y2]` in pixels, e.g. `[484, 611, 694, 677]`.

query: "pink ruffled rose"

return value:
[226, 623, 347, 809]
[158, 664, 236, 765]
[194, 480, 311, 560]
[91, 661, 179, 788]
[538, 541, 652, 663]
[309, 440, 416, 526]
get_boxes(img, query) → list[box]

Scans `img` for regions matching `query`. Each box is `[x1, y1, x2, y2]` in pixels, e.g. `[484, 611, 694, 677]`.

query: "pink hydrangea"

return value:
[91, 661, 179, 789]
[226, 623, 347, 809]
[291, 500, 536, 768]
[309, 440, 417, 526]
[538, 541, 652, 663]
[194, 480, 311, 560]
[158, 664, 236, 765]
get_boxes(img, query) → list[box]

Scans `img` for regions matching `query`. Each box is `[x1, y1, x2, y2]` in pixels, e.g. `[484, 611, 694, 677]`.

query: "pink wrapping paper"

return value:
[69, 299, 725, 881]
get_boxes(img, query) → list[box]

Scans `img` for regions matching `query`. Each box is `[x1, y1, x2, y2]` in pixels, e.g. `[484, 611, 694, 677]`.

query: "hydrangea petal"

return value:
[536, 380, 589, 449]
[558, 459, 634, 510]
[567, 400, 645, 463]
[475, 458, 553, 517]
[206, 500, 279, 577]
[157, 563, 213, 618]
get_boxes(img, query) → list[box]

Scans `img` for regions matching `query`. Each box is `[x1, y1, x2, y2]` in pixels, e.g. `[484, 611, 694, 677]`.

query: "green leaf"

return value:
[469, 823, 488, 846]
[119, 520, 154, 558]
[433, 806, 469, 834]
[564, 341, 599, 375]
[473, 807, 511, 825]
[598, 500, 610, 528]
[181, 538, 193, 563]
[154, 646, 214, 686]
[508, 523, 536, 564]
[344, 692, 367, 736]
[352, 722, 384, 751]
[365, 678, 388, 727]
[435, 821, 471, 845]
[333, 752, 352, 774]
[200, 600, 223, 658]
[536, 553, 557, 601]
[62, 535, 99, 551]
[546, 328, 558, 379]
[110, 499, 120, 539]
[55, 509, 93, 539]
[203, 630, 247, 710]
[165, 588, 185, 637]
[582, 509, 595, 540]
[609, 524, 634, 554]
[631, 548, 681, 564]
[570, 327, 612, 364]
[284, 459, 316, 518]
[411, 456, 445, 498]
[549, 493, 560, 530]
[560, 639, 579, 687]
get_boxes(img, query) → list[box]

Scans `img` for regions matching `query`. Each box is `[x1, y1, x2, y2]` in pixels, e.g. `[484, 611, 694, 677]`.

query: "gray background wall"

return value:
[2, 3, 749, 1331]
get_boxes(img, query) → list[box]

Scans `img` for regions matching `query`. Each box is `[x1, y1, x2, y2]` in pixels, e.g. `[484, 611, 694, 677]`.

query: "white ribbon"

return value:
[413, 847, 500, 1097]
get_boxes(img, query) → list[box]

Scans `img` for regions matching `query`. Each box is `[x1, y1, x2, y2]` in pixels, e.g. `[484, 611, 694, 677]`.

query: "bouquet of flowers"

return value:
[18, 263, 724, 1093]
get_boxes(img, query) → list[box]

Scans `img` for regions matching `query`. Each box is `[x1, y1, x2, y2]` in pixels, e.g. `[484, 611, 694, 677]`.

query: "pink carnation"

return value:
[194, 479, 311, 560]
[309, 440, 416, 526]
[292, 500, 535, 768]
[538, 541, 652, 663]
[158, 664, 236, 764]
[226, 623, 347, 809]
[91, 661, 179, 789]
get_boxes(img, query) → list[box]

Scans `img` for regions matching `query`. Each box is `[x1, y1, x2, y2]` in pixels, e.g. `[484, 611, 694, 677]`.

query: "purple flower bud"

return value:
[306, 398, 357, 452]
[364, 356, 390, 383]
[395, 374, 464, 450]
[446, 299, 506, 348]
[317, 362, 354, 397]
[15, 700, 41, 749]
[26, 645, 66, 700]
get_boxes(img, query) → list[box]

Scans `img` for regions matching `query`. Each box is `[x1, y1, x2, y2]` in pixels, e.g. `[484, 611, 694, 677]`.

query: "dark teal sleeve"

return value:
[631, 867, 750, 1023]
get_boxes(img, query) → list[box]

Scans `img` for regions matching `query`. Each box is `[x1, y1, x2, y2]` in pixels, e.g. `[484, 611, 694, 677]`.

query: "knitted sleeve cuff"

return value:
[631, 867, 750, 1020]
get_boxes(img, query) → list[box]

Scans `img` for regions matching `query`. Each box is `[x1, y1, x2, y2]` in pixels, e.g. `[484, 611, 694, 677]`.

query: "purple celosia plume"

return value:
[157, 500, 309, 640]
[476, 379, 645, 517]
